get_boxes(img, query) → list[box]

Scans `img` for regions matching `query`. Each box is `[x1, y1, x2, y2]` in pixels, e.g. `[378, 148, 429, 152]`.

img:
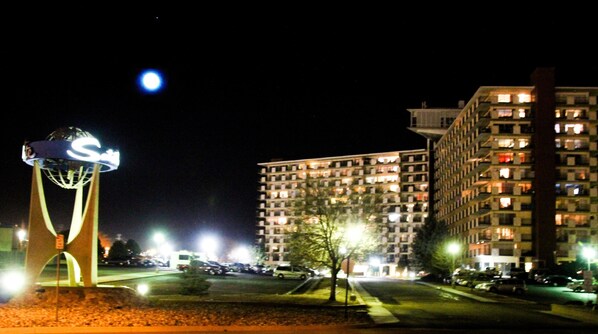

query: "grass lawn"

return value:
[106, 272, 360, 307]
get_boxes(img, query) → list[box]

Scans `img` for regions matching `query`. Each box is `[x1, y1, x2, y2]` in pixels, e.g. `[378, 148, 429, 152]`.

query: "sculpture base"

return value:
[8, 285, 148, 308]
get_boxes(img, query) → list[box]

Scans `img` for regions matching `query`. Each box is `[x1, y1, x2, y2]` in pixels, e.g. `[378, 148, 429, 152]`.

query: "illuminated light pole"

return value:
[582, 246, 596, 307]
[153, 232, 165, 247]
[200, 235, 219, 261]
[582, 246, 595, 272]
[447, 242, 460, 287]
[17, 229, 27, 252]
[153, 232, 166, 272]
[343, 225, 364, 320]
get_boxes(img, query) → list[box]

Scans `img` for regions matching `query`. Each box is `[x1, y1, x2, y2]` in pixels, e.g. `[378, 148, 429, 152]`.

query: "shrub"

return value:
[179, 273, 212, 295]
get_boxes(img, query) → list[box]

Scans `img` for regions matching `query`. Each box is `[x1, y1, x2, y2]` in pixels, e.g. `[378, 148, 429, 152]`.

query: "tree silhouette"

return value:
[288, 178, 381, 302]
[108, 240, 128, 260]
[412, 217, 450, 275]
[125, 239, 142, 257]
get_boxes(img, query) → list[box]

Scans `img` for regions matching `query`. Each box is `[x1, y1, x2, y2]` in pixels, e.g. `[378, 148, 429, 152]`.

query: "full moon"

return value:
[139, 70, 163, 92]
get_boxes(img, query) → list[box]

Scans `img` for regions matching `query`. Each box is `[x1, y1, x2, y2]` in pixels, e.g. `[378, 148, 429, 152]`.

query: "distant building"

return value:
[257, 150, 429, 276]
[0, 225, 26, 266]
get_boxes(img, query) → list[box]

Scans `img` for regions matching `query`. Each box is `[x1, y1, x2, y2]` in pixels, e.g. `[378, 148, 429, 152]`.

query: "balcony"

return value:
[475, 101, 491, 116]
[472, 192, 491, 202]
[474, 205, 491, 216]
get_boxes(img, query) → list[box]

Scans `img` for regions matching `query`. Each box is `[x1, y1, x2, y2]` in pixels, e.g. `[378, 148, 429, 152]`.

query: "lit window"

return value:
[497, 109, 513, 118]
[517, 94, 531, 103]
[565, 109, 583, 118]
[497, 153, 513, 163]
[499, 168, 510, 178]
[518, 139, 529, 148]
[271, 192, 278, 199]
[278, 217, 287, 225]
[499, 197, 511, 208]
[497, 139, 514, 148]
[517, 153, 527, 163]
[497, 94, 511, 103]
[564, 123, 584, 134]
[279, 191, 288, 198]
[389, 185, 399, 192]
[496, 228, 514, 240]
[518, 109, 527, 118]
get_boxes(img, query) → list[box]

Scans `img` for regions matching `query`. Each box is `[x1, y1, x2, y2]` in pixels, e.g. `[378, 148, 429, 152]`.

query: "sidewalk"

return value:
[36, 268, 177, 286]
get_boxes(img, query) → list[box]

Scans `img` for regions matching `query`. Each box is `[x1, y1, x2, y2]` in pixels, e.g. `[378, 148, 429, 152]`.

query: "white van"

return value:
[273, 265, 310, 279]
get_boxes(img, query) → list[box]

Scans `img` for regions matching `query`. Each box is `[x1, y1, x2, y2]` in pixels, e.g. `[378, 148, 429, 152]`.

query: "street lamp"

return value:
[17, 229, 27, 251]
[153, 232, 165, 246]
[343, 225, 363, 320]
[447, 242, 460, 287]
[153, 232, 167, 272]
[200, 235, 219, 260]
[582, 246, 595, 272]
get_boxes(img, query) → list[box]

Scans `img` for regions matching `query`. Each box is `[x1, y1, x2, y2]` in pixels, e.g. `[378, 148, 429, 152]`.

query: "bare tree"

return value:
[288, 178, 381, 302]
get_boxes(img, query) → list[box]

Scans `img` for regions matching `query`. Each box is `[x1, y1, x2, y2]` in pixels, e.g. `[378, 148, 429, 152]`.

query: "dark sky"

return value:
[2, 9, 598, 253]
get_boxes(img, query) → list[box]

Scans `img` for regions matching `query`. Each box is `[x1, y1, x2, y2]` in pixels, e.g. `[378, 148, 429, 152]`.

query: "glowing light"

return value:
[137, 284, 149, 295]
[153, 232, 165, 245]
[230, 246, 251, 263]
[141, 71, 162, 91]
[199, 235, 219, 260]
[67, 137, 120, 168]
[17, 229, 26, 242]
[1, 270, 25, 293]
[139, 70, 164, 93]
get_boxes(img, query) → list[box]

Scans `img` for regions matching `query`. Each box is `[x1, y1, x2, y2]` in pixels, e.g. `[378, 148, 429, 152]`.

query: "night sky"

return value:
[2, 9, 598, 254]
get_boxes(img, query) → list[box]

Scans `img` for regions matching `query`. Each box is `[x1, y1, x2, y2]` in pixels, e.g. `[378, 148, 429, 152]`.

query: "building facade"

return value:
[257, 68, 597, 276]
[257, 150, 429, 276]
[431, 68, 598, 273]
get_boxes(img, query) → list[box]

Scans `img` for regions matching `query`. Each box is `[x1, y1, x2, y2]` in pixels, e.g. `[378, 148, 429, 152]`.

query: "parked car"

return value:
[102, 258, 131, 266]
[177, 260, 222, 275]
[566, 279, 598, 292]
[273, 265, 311, 280]
[295, 266, 319, 277]
[207, 261, 229, 274]
[541, 275, 574, 287]
[508, 267, 528, 279]
[462, 272, 496, 288]
[475, 278, 527, 295]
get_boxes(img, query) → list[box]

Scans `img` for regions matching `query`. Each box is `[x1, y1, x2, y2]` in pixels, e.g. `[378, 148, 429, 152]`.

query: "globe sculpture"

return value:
[22, 126, 120, 287]
[35, 127, 97, 189]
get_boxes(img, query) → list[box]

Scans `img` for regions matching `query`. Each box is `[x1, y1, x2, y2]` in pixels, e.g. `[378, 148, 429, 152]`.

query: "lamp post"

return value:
[447, 242, 460, 287]
[582, 246, 595, 272]
[153, 232, 166, 272]
[17, 229, 27, 252]
[343, 225, 363, 320]
[345, 251, 351, 319]
[582, 246, 595, 307]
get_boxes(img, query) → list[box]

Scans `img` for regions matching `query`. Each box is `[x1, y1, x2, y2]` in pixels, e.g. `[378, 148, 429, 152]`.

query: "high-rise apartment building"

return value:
[257, 68, 597, 276]
[257, 150, 429, 276]
[429, 68, 598, 272]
